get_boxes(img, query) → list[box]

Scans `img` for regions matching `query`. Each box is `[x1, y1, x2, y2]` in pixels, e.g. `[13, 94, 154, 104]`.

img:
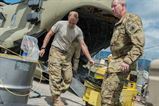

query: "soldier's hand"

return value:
[39, 49, 45, 57]
[120, 62, 129, 72]
[89, 58, 95, 65]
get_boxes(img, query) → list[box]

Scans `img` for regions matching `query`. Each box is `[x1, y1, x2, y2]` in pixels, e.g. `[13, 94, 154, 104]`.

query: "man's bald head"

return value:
[68, 11, 79, 19]
[68, 11, 79, 28]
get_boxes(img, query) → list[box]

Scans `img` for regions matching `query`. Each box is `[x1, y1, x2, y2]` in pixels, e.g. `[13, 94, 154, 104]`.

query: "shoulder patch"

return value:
[126, 22, 139, 35]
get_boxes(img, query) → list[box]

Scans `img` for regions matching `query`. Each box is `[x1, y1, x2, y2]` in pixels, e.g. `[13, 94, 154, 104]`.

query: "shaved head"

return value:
[68, 11, 79, 28]
[68, 11, 79, 19]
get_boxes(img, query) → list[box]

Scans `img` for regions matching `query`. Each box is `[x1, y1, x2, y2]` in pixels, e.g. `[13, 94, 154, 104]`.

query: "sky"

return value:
[2, 0, 159, 61]
[126, 0, 159, 60]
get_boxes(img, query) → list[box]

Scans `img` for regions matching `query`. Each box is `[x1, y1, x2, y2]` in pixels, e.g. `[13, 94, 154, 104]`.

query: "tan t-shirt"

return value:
[51, 21, 83, 51]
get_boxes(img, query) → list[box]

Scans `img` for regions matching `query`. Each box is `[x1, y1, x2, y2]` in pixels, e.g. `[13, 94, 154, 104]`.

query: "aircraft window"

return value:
[1, 0, 22, 4]
[26, 12, 40, 24]
[28, 0, 42, 10]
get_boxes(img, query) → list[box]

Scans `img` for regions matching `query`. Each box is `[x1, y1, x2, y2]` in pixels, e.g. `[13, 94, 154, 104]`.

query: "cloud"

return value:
[127, 0, 159, 60]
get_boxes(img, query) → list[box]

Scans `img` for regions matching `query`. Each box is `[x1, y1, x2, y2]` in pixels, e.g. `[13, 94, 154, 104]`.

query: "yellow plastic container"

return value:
[94, 67, 107, 79]
[83, 80, 101, 106]
[121, 82, 137, 106]
[83, 81, 137, 106]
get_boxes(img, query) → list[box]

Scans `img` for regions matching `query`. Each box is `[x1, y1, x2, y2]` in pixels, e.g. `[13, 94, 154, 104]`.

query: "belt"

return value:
[51, 46, 67, 54]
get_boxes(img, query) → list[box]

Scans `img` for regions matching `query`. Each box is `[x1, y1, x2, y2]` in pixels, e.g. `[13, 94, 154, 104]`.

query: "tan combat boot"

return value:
[53, 95, 65, 106]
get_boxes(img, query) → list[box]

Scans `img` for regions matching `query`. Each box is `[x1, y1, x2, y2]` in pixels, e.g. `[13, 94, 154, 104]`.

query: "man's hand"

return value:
[89, 58, 95, 65]
[120, 62, 130, 72]
[39, 30, 54, 57]
[39, 49, 45, 57]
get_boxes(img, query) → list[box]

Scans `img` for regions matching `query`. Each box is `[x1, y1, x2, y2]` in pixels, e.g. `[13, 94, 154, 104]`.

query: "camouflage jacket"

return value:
[110, 13, 145, 65]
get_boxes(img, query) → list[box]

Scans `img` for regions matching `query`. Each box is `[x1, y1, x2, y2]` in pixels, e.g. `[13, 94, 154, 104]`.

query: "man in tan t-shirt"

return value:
[39, 11, 94, 106]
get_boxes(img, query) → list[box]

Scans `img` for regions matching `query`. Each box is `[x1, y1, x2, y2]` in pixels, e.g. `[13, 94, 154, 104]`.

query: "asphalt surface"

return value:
[27, 79, 147, 106]
[146, 69, 159, 106]
[1, 71, 158, 106]
[28, 80, 85, 106]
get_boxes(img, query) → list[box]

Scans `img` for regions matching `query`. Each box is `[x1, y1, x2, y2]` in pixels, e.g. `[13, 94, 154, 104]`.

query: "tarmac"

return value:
[0, 78, 150, 106]
[28, 80, 86, 106]
[28, 79, 146, 106]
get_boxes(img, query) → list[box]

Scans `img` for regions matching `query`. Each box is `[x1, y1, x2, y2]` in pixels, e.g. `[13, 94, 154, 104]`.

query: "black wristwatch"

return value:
[41, 47, 46, 50]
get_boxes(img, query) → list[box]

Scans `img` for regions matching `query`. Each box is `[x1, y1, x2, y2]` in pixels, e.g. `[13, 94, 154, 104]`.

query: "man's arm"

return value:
[124, 17, 145, 65]
[120, 15, 144, 71]
[40, 21, 61, 57]
[39, 30, 54, 57]
[41, 30, 54, 49]
[79, 40, 94, 64]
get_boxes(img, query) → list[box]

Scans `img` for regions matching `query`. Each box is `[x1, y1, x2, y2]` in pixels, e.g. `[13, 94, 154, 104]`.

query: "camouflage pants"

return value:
[101, 72, 129, 106]
[101, 58, 133, 106]
[48, 47, 72, 96]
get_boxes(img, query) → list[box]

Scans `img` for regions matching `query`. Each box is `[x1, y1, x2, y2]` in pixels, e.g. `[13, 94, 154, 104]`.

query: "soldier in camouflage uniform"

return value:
[39, 11, 94, 106]
[101, 0, 145, 105]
